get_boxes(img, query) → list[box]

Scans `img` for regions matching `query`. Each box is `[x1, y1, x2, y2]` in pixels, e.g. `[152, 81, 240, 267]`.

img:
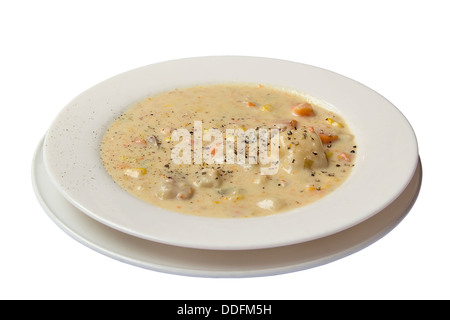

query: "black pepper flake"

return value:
[336, 164, 341, 167]
[350, 150, 355, 153]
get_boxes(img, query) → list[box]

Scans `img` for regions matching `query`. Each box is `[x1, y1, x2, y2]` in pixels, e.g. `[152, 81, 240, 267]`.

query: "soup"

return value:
[100, 83, 356, 218]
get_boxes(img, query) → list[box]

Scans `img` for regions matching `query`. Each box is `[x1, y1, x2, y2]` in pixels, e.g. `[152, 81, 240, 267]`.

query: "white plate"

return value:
[33, 138, 422, 277]
[43, 56, 419, 250]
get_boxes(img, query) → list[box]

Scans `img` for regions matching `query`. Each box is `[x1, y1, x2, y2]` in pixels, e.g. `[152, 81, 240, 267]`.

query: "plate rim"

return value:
[32, 137, 423, 277]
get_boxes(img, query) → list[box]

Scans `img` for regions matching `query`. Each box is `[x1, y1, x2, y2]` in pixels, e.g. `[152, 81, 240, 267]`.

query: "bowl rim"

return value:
[42, 55, 419, 250]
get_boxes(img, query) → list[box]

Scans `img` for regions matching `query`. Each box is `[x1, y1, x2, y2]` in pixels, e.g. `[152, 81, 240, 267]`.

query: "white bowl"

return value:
[43, 56, 419, 250]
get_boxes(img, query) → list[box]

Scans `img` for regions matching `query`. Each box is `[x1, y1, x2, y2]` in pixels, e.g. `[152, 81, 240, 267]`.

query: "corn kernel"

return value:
[326, 117, 343, 127]
[260, 104, 273, 112]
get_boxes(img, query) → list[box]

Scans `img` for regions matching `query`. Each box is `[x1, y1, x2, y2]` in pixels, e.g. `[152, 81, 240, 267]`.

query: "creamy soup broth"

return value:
[101, 83, 356, 218]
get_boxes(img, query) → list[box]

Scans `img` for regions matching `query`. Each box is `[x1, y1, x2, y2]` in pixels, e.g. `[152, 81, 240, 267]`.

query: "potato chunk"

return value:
[155, 177, 194, 201]
[123, 167, 147, 178]
[257, 197, 286, 211]
[279, 127, 328, 173]
[155, 177, 177, 200]
[193, 168, 222, 188]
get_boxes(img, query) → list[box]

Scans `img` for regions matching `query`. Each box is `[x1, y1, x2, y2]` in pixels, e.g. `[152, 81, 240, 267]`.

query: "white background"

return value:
[1, 0, 448, 300]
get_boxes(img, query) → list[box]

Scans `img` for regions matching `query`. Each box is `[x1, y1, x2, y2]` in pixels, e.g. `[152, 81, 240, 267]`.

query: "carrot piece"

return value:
[209, 142, 222, 156]
[318, 133, 339, 144]
[338, 152, 351, 162]
[247, 102, 256, 107]
[291, 102, 315, 117]
[132, 137, 147, 146]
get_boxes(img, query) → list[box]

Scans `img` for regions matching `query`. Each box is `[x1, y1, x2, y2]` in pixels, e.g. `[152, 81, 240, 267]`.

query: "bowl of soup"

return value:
[43, 56, 418, 250]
